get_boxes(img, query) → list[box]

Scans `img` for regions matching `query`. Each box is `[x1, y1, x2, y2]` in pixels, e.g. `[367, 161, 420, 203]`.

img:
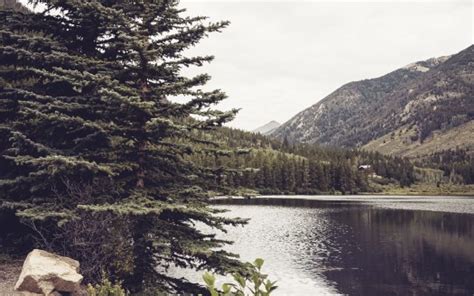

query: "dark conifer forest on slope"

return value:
[189, 127, 418, 195]
[205, 127, 474, 191]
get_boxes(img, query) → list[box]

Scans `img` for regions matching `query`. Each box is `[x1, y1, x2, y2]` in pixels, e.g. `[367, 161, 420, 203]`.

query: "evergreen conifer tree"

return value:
[0, 0, 244, 292]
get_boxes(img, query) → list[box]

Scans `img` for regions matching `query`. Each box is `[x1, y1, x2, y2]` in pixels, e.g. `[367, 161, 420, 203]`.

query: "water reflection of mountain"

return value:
[322, 208, 474, 296]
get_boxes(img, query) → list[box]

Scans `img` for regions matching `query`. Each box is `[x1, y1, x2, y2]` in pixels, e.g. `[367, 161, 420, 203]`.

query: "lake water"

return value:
[211, 195, 474, 296]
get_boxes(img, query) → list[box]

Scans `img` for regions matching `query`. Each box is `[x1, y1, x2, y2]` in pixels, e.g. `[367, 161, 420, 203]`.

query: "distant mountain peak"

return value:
[253, 121, 281, 135]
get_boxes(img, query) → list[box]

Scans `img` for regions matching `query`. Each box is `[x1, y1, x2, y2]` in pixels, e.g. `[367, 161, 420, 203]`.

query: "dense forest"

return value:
[417, 149, 474, 184]
[190, 128, 417, 195]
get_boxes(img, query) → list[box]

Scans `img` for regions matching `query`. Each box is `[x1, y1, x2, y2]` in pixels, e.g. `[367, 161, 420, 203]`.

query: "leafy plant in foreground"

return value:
[87, 275, 127, 296]
[203, 258, 278, 296]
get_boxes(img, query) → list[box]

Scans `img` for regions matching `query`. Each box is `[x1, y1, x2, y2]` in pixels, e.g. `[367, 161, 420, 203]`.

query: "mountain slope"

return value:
[271, 45, 474, 158]
[363, 121, 474, 158]
[253, 120, 280, 135]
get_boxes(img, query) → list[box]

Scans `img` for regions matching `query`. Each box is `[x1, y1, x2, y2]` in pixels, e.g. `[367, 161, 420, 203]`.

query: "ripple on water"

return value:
[215, 205, 343, 295]
[173, 196, 474, 296]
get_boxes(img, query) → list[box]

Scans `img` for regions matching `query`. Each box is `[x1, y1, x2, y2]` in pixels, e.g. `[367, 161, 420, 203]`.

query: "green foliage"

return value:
[87, 276, 127, 296]
[203, 258, 277, 296]
[358, 150, 416, 187]
[190, 127, 416, 194]
[0, 0, 246, 293]
[416, 148, 474, 184]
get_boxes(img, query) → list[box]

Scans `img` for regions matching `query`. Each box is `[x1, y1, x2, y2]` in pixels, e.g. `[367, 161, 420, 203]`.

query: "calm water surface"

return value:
[212, 196, 474, 296]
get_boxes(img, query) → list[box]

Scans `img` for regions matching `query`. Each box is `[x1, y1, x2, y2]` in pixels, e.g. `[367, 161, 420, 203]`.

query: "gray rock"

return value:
[14, 249, 83, 295]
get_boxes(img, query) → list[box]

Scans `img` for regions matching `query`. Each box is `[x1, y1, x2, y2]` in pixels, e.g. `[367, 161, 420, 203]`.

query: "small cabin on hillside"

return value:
[358, 165, 372, 171]
[358, 164, 381, 179]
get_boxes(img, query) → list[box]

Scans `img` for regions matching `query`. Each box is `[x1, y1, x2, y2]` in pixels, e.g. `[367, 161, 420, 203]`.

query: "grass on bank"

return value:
[374, 183, 474, 196]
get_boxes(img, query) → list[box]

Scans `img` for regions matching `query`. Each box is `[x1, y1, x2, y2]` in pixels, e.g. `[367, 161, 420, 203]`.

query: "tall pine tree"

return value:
[0, 0, 245, 292]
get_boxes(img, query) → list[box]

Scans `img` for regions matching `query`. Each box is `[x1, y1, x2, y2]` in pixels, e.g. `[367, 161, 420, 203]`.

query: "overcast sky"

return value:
[20, 0, 473, 130]
[180, 0, 473, 130]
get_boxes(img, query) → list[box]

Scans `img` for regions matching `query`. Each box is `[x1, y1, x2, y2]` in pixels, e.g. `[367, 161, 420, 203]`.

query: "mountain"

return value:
[271, 45, 474, 158]
[253, 120, 281, 135]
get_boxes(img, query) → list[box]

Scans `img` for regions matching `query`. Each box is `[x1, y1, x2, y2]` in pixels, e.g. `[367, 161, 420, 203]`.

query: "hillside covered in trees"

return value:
[189, 128, 417, 195]
[416, 149, 474, 185]
[271, 46, 474, 159]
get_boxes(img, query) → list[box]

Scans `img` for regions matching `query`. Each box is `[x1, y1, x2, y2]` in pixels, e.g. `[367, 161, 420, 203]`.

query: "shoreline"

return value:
[214, 194, 474, 202]
[211, 194, 474, 214]
[215, 192, 474, 200]
[223, 184, 474, 198]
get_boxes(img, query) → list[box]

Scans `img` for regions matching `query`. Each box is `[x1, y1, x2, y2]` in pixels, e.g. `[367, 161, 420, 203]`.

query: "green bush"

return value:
[203, 258, 277, 296]
[87, 276, 127, 296]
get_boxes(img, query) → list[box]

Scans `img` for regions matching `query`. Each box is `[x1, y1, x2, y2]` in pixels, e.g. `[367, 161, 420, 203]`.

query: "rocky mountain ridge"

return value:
[271, 45, 474, 158]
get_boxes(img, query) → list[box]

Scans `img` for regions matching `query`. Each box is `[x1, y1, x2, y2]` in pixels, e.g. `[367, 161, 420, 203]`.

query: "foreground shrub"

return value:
[203, 258, 278, 296]
[87, 276, 127, 296]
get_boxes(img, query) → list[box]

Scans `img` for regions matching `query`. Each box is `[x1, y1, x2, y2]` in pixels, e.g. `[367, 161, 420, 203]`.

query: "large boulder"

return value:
[14, 249, 83, 295]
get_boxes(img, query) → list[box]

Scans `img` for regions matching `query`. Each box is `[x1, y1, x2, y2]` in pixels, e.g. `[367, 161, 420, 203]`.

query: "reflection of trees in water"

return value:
[322, 208, 474, 296]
